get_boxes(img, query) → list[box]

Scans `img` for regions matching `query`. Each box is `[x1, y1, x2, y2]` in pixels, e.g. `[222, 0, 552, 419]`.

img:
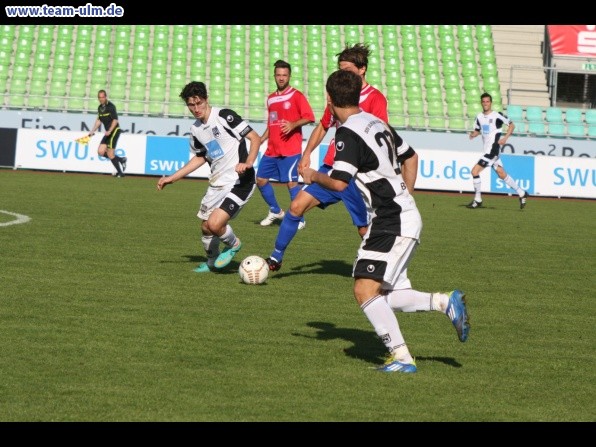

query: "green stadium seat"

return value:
[229, 87, 245, 109]
[114, 26, 131, 44]
[168, 101, 187, 117]
[447, 100, 464, 118]
[457, 25, 474, 39]
[76, 25, 93, 43]
[437, 25, 454, 39]
[109, 82, 127, 103]
[47, 79, 67, 110]
[458, 34, 475, 52]
[441, 46, 457, 63]
[477, 35, 494, 52]
[128, 98, 146, 115]
[0, 25, 16, 40]
[442, 59, 458, 76]
[382, 25, 399, 43]
[548, 123, 565, 136]
[463, 73, 480, 92]
[11, 64, 28, 81]
[444, 73, 461, 92]
[0, 35, 13, 53]
[445, 86, 462, 103]
[525, 106, 543, 122]
[567, 124, 585, 138]
[211, 25, 227, 50]
[546, 107, 563, 124]
[506, 105, 523, 123]
[422, 45, 438, 63]
[95, 25, 112, 42]
[425, 72, 441, 89]
[27, 79, 46, 108]
[478, 48, 496, 65]
[55, 25, 74, 43]
[406, 84, 423, 103]
[462, 60, 477, 77]
[528, 121, 547, 136]
[400, 25, 416, 47]
[460, 47, 476, 64]
[134, 25, 150, 45]
[153, 25, 169, 45]
[587, 125, 596, 138]
[419, 33, 435, 50]
[585, 109, 596, 125]
[343, 25, 360, 43]
[407, 98, 424, 116]
[449, 117, 467, 131]
[565, 108, 583, 124]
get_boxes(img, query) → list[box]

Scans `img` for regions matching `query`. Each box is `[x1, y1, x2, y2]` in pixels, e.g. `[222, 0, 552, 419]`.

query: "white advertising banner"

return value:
[13, 129, 595, 199]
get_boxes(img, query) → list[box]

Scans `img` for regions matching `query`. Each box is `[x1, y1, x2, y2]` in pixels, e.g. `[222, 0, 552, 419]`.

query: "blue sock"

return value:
[288, 185, 305, 223]
[270, 211, 302, 262]
[258, 183, 281, 213]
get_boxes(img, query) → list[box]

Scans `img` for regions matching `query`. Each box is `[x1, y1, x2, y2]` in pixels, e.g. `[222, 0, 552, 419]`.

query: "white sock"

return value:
[201, 235, 220, 266]
[384, 289, 449, 313]
[473, 176, 482, 201]
[219, 224, 238, 248]
[503, 175, 524, 196]
[361, 295, 413, 364]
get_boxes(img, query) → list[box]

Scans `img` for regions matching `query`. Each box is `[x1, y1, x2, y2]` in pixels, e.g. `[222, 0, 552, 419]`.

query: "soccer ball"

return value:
[238, 255, 269, 285]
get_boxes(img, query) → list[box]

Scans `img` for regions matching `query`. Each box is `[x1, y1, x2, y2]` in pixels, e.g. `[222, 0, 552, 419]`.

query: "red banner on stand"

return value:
[548, 25, 596, 57]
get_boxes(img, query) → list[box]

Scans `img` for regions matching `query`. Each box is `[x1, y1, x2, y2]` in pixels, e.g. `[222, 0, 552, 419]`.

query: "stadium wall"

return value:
[2, 110, 595, 199]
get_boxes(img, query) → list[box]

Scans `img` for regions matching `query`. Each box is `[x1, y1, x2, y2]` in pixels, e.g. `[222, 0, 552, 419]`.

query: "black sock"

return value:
[110, 158, 122, 174]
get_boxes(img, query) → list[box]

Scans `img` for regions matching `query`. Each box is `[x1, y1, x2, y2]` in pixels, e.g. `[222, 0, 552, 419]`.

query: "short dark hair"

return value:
[274, 59, 291, 74]
[180, 81, 208, 102]
[336, 42, 370, 70]
[97, 89, 107, 96]
[326, 70, 362, 108]
[481, 92, 492, 102]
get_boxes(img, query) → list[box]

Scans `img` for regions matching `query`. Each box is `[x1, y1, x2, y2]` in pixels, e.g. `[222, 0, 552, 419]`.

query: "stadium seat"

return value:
[134, 25, 150, 45]
[344, 25, 360, 43]
[210, 25, 227, 50]
[546, 107, 563, 124]
[458, 34, 475, 52]
[400, 25, 416, 47]
[567, 124, 586, 138]
[457, 25, 474, 39]
[76, 25, 93, 43]
[565, 108, 583, 124]
[528, 120, 547, 136]
[548, 123, 565, 136]
[585, 109, 596, 125]
[153, 25, 169, 45]
[425, 72, 441, 90]
[587, 125, 596, 138]
[506, 105, 523, 123]
[525, 106, 543, 123]
[460, 47, 476, 64]
[441, 46, 458, 63]
[47, 79, 67, 110]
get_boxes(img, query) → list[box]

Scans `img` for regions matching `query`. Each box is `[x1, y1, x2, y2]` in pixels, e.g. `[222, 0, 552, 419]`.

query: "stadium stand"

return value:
[0, 25, 594, 139]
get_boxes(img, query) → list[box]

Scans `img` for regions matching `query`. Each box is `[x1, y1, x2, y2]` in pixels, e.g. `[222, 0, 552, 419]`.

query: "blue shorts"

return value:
[303, 165, 369, 228]
[256, 154, 300, 182]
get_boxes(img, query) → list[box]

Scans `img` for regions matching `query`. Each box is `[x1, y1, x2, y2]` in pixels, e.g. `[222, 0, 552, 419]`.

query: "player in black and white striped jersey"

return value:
[300, 70, 470, 373]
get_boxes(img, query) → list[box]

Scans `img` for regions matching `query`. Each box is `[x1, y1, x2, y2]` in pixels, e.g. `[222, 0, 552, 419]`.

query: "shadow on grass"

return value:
[163, 254, 242, 275]
[293, 321, 462, 368]
[272, 259, 354, 279]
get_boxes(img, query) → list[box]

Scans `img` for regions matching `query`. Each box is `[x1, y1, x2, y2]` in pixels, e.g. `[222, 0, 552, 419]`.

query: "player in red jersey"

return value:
[257, 60, 315, 229]
[266, 43, 388, 271]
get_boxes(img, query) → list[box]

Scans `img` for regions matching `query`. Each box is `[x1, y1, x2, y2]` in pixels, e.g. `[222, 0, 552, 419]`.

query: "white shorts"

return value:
[197, 182, 255, 221]
[477, 153, 504, 171]
[353, 234, 419, 290]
